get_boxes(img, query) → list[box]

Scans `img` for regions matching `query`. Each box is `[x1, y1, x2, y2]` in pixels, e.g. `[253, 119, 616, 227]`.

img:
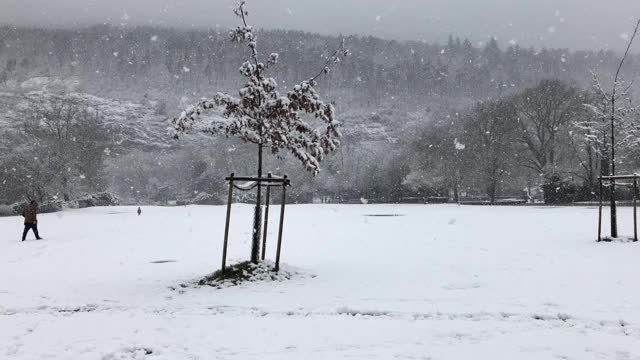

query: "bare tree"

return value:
[463, 100, 519, 203]
[21, 95, 108, 201]
[570, 90, 606, 199]
[405, 116, 467, 202]
[171, 1, 348, 263]
[514, 79, 582, 177]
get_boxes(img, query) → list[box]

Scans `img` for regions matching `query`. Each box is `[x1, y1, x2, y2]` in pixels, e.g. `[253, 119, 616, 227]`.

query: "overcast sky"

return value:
[2, 0, 640, 51]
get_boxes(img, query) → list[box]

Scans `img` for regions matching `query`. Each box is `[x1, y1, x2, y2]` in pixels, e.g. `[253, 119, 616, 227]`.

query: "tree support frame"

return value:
[221, 173, 291, 272]
[598, 175, 638, 242]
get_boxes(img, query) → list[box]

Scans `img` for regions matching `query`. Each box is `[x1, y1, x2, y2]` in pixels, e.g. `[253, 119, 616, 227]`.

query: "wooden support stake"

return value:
[598, 178, 603, 242]
[634, 178, 638, 242]
[275, 176, 287, 272]
[261, 173, 272, 260]
[222, 173, 234, 273]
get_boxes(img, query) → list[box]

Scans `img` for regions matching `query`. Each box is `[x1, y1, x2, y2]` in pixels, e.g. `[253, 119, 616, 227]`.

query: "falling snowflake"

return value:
[375, 15, 382, 22]
[151, 35, 159, 42]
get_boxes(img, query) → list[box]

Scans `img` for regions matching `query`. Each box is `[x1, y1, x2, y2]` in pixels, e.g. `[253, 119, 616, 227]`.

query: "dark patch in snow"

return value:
[56, 304, 99, 313]
[364, 214, 405, 217]
[336, 307, 391, 317]
[102, 347, 154, 359]
[150, 260, 177, 264]
[599, 237, 638, 243]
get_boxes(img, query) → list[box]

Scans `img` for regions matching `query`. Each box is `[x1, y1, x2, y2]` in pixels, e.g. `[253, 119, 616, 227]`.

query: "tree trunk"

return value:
[62, 175, 70, 202]
[610, 102, 618, 238]
[453, 178, 459, 203]
[251, 144, 263, 263]
[586, 143, 595, 199]
[488, 181, 496, 205]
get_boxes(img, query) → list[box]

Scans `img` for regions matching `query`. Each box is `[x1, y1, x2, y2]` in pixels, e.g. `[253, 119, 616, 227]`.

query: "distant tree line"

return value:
[0, 25, 638, 109]
[329, 79, 640, 204]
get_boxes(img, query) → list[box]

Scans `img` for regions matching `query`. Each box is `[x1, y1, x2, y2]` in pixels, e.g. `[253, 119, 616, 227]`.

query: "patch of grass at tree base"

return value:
[199, 261, 257, 285]
[195, 260, 298, 289]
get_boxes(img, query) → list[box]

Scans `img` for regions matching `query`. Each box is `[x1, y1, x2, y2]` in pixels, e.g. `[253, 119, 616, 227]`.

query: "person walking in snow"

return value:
[137, 207, 142, 216]
[22, 200, 42, 241]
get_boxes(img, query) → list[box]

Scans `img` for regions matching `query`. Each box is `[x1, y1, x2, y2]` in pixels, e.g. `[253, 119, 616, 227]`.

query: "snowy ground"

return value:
[1, 204, 640, 359]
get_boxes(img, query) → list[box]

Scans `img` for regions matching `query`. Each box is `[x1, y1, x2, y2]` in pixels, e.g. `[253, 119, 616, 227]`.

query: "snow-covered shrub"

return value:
[1, 199, 63, 216]
[38, 200, 64, 214]
[0, 205, 14, 217]
[10, 201, 29, 215]
[74, 192, 120, 208]
[542, 175, 578, 204]
[191, 192, 223, 205]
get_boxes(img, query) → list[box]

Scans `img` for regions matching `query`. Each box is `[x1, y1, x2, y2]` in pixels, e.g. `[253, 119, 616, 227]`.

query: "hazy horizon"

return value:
[2, 0, 640, 52]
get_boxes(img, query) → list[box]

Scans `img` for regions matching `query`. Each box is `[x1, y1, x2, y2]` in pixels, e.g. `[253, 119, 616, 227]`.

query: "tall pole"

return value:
[222, 174, 234, 273]
[610, 103, 618, 238]
[598, 178, 603, 242]
[261, 173, 272, 260]
[251, 144, 263, 263]
[275, 176, 288, 272]
[634, 177, 638, 242]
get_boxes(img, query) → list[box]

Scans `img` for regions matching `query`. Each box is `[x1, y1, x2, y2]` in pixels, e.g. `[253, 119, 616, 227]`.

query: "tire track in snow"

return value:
[2, 303, 638, 339]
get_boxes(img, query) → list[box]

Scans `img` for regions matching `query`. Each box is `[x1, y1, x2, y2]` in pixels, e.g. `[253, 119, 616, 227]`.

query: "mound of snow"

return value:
[183, 260, 309, 289]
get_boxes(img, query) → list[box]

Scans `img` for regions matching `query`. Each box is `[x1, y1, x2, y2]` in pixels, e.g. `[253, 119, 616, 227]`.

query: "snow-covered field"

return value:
[1, 204, 640, 359]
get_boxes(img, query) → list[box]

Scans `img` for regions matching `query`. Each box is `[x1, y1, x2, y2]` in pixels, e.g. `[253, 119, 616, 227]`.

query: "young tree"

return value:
[570, 90, 605, 199]
[171, 1, 348, 263]
[587, 19, 640, 238]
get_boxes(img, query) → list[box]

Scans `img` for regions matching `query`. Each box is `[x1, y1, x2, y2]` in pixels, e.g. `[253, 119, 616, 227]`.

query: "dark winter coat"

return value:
[22, 204, 38, 224]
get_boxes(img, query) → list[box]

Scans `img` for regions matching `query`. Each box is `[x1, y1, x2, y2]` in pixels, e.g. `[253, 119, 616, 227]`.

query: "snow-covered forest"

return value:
[1, 24, 640, 206]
